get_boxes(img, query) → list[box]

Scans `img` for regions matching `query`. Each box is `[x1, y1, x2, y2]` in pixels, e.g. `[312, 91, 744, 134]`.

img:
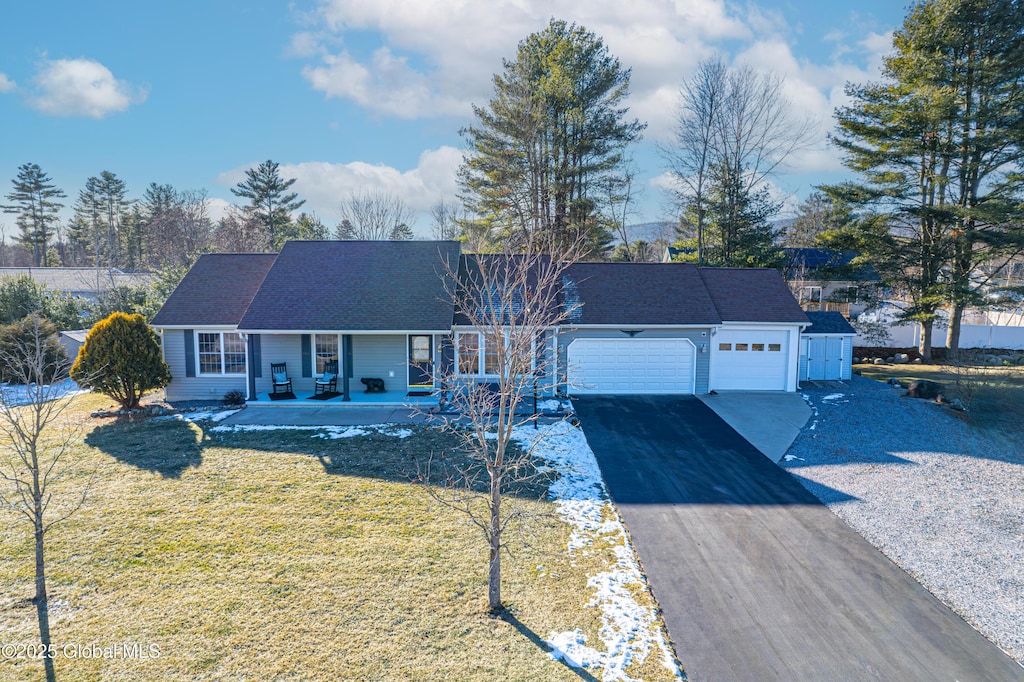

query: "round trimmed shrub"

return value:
[71, 312, 171, 410]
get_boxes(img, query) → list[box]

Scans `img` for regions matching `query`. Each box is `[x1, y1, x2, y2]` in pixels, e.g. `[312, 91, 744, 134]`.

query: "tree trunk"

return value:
[487, 473, 502, 612]
[919, 320, 933, 362]
[34, 522, 56, 682]
[946, 304, 963, 359]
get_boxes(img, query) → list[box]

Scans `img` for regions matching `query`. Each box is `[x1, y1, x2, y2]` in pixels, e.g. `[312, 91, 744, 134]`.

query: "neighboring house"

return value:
[57, 329, 90, 362]
[783, 248, 879, 318]
[798, 312, 855, 382]
[151, 240, 811, 401]
[0, 267, 151, 302]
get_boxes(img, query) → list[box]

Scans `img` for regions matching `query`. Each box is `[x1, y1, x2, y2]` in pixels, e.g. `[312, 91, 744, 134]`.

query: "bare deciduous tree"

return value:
[430, 197, 467, 241]
[335, 190, 416, 240]
[0, 314, 90, 682]
[665, 56, 816, 265]
[420, 243, 581, 612]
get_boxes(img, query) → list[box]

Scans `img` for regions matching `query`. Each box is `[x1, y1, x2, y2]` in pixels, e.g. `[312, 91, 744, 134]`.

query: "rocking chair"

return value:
[314, 361, 338, 396]
[270, 362, 293, 395]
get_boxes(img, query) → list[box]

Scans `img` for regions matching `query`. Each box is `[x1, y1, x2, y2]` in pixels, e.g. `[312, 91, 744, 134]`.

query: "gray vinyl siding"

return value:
[798, 335, 854, 382]
[557, 327, 713, 394]
[161, 329, 247, 401]
[255, 334, 306, 394]
[351, 335, 408, 392]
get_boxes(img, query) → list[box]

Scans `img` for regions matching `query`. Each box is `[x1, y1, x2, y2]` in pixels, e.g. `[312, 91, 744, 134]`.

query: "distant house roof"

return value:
[783, 248, 880, 282]
[237, 241, 461, 332]
[151, 254, 277, 327]
[562, 263, 722, 325]
[0, 267, 151, 297]
[698, 267, 810, 324]
[803, 311, 856, 335]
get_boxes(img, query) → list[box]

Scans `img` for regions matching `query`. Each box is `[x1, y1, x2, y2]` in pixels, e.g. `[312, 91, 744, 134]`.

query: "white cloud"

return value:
[217, 146, 463, 232]
[0, 73, 15, 93]
[205, 197, 234, 224]
[296, 0, 748, 121]
[29, 58, 147, 118]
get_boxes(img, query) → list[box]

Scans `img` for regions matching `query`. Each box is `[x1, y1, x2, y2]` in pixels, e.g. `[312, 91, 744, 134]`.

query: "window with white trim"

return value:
[455, 330, 537, 377]
[197, 332, 246, 375]
[314, 334, 339, 375]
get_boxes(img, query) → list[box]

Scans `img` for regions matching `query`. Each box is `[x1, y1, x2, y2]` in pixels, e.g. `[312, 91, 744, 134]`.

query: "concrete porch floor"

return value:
[247, 389, 440, 409]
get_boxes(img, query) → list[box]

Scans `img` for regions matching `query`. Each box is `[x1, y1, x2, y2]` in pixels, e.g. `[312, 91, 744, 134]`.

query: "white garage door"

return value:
[712, 329, 789, 391]
[567, 338, 695, 395]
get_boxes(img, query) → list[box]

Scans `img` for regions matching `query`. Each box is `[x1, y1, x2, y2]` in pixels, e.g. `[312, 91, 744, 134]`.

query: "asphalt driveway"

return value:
[573, 395, 1024, 681]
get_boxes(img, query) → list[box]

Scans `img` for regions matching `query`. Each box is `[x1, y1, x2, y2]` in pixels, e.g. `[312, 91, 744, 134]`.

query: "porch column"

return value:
[246, 333, 261, 401]
[342, 334, 353, 401]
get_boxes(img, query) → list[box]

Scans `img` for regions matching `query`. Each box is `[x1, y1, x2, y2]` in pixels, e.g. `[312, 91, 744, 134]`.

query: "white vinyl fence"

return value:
[857, 323, 1024, 350]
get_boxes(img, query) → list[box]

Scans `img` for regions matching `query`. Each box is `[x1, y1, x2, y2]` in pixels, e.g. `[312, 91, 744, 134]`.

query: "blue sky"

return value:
[0, 0, 906, 237]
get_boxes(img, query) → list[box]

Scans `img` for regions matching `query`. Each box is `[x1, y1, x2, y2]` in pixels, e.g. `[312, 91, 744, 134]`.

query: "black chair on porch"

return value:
[314, 361, 339, 396]
[270, 362, 293, 395]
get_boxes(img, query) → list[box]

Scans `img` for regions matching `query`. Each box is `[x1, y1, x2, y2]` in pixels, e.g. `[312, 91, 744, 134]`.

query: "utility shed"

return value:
[799, 311, 856, 382]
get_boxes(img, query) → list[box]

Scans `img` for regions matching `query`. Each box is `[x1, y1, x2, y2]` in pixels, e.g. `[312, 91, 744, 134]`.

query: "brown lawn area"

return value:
[0, 393, 676, 681]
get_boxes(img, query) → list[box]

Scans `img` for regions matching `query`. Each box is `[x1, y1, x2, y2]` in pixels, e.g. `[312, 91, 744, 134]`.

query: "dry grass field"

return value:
[0, 393, 676, 681]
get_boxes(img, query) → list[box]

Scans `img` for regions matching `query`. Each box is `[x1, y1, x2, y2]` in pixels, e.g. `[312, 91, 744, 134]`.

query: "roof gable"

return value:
[151, 254, 276, 327]
[803, 311, 856, 335]
[562, 262, 722, 326]
[237, 241, 461, 332]
[698, 267, 809, 324]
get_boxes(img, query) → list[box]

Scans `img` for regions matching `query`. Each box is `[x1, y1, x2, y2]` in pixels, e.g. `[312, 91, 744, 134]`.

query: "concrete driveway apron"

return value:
[573, 395, 1023, 682]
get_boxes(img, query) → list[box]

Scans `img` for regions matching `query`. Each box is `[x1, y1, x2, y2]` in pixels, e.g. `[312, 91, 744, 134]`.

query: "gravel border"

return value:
[783, 375, 1023, 664]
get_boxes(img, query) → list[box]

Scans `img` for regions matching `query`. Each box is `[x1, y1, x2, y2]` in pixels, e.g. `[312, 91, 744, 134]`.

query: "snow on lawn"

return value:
[205, 421, 414, 440]
[0, 379, 84, 406]
[161, 409, 242, 423]
[514, 421, 682, 681]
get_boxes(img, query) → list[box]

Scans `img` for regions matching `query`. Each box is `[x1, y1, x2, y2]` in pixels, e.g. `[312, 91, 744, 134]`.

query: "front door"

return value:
[408, 335, 433, 391]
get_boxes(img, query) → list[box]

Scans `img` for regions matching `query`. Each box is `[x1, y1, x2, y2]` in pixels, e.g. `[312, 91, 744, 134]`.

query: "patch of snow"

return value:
[784, 454, 804, 462]
[314, 427, 370, 440]
[821, 393, 845, 401]
[174, 409, 241, 423]
[514, 421, 682, 680]
[547, 629, 604, 669]
[537, 399, 573, 413]
[0, 379, 84, 407]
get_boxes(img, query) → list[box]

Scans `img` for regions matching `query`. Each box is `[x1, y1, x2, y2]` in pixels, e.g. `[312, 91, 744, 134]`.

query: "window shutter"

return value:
[184, 329, 195, 377]
[301, 334, 312, 377]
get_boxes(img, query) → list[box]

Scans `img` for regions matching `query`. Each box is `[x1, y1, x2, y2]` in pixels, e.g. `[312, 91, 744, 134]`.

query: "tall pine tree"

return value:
[459, 19, 645, 255]
[3, 164, 66, 267]
[230, 160, 305, 251]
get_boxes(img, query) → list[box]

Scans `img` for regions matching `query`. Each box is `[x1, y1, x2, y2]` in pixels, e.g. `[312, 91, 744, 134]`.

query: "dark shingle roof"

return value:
[562, 263, 722, 325]
[783, 248, 880, 282]
[237, 241, 460, 332]
[151, 254, 276, 326]
[698, 267, 809, 324]
[803, 311, 856, 334]
[453, 254, 555, 326]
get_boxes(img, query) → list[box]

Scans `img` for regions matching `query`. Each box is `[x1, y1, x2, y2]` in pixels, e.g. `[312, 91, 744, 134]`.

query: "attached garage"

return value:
[710, 328, 794, 391]
[799, 312, 855, 382]
[567, 338, 696, 395]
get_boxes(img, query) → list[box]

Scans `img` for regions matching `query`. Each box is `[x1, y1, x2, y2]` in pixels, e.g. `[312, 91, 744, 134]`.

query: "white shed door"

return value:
[808, 336, 844, 380]
[567, 338, 695, 395]
[712, 329, 789, 390]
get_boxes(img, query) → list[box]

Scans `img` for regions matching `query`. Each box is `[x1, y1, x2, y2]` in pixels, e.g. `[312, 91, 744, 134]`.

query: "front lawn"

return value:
[854, 361, 1024, 437]
[0, 394, 678, 681]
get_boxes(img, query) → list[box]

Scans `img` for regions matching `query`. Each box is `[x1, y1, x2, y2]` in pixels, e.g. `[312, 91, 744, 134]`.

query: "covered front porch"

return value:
[247, 388, 441, 409]
[243, 331, 448, 405]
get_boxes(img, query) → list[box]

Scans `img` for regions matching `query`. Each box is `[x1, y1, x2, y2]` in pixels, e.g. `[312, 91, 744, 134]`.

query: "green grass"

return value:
[855, 361, 1024, 437]
[0, 393, 677, 681]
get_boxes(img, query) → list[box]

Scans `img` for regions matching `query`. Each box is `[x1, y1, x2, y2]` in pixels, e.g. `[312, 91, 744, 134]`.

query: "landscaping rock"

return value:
[874, 358, 886, 365]
[906, 379, 945, 400]
[912, 357, 923, 364]
[894, 353, 910, 364]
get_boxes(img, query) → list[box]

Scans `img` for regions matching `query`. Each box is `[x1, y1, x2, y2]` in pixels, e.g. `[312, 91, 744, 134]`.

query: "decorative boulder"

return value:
[906, 379, 944, 400]
[874, 358, 886, 365]
[912, 357, 923, 364]
[894, 353, 910, 364]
